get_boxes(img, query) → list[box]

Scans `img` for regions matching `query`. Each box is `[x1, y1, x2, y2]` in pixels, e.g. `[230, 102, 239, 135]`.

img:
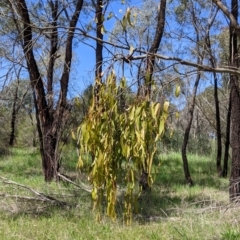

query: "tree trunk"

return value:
[222, 93, 231, 177]
[139, 0, 166, 191]
[9, 84, 18, 146]
[93, 0, 104, 109]
[13, 0, 83, 181]
[229, 0, 240, 200]
[95, 0, 103, 79]
[9, 76, 29, 146]
[204, 9, 222, 174]
[229, 74, 240, 199]
[181, 4, 205, 186]
[213, 73, 222, 174]
[181, 73, 200, 186]
[144, 0, 166, 98]
[42, 125, 58, 181]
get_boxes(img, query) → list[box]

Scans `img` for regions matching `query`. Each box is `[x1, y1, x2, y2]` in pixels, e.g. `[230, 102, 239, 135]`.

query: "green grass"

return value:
[0, 148, 239, 240]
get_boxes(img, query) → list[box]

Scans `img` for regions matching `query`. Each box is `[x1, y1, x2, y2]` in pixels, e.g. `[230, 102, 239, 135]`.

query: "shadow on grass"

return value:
[0, 187, 92, 221]
[0, 149, 229, 225]
[155, 153, 228, 189]
[117, 152, 230, 224]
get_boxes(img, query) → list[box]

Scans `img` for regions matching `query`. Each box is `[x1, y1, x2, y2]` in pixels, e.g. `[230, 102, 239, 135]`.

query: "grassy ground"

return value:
[0, 148, 239, 240]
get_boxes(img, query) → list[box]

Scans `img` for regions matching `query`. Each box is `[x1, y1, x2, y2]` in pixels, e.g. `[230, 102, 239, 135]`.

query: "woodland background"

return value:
[0, 0, 240, 238]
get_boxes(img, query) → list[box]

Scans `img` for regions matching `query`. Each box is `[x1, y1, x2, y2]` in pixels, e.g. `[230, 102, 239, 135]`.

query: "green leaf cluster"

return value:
[76, 70, 169, 224]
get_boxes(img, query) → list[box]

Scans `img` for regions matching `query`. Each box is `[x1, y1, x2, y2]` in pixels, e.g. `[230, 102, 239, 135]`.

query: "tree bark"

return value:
[229, 0, 240, 200]
[213, 73, 222, 174]
[95, 0, 104, 79]
[144, 0, 166, 98]
[9, 83, 18, 146]
[222, 93, 231, 177]
[93, 0, 105, 109]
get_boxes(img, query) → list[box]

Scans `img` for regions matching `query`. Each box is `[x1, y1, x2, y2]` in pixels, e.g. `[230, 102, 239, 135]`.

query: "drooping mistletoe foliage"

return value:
[77, 70, 169, 224]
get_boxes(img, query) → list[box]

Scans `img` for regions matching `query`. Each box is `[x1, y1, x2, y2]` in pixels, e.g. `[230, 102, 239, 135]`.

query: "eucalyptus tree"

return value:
[225, 0, 240, 200]
[3, 0, 84, 181]
[2, 78, 33, 146]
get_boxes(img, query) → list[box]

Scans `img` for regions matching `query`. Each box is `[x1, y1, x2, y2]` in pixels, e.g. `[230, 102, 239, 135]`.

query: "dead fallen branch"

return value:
[58, 173, 92, 193]
[0, 176, 67, 206]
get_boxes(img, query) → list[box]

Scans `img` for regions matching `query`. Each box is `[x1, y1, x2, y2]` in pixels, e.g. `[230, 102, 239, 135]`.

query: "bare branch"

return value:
[0, 176, 66, 205]
[58, 173, 92, 193]
[212, 0, 240, 36]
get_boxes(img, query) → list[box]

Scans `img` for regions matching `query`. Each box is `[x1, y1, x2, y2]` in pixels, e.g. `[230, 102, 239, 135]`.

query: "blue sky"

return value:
[69, 0, 144, 97]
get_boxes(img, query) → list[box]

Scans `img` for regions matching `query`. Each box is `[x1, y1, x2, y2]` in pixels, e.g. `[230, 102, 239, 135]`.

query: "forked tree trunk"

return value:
[12, 0, 83, 181]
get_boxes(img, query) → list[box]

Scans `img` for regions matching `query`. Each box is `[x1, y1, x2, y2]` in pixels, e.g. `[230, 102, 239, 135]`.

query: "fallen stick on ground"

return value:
[0, 176, 67, 206]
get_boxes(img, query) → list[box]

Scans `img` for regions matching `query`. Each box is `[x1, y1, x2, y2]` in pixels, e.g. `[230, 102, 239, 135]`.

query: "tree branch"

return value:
[212, 0, 240, 36]
[0, 176, 66, 205]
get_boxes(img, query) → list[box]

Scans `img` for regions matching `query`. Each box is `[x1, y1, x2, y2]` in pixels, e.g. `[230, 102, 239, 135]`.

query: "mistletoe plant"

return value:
[77, 70, 169, 224]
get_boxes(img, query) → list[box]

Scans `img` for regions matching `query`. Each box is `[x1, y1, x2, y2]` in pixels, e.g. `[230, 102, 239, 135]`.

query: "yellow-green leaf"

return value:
[159, 119, 165, 136]
[122, 15, 127, 32]
[92, 188, 98, 201]
[126, 8, 134, 27]
[120, 77, 126, 88]
[128, 106, 135, 121]
[175, 111, 179, 119]
[77, 155, 84, 168]
[175, 85, 181, 97]
[163, 101, 169, 113]
[71, 130, 76, 140]
[145, 71, 151, 84]
[101, 25, 106, 35]
[129, 45, 134, 55]
[107, 11, 114, 20]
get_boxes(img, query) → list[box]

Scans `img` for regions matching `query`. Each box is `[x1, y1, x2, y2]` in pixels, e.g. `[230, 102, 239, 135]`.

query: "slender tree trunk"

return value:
[95, 0, 103, 79]
[139, 0, 166, 190]
[9, 75, 29, 146]
[214, 73, 222, 174]
[222, 93, 231, 177]
[205, 15, 222, 174]
[181, 73, 200, 186]
[9, 84, 18, 146]
[144, 0, 166, 98]
[93, 0, 105, 109]
[181, 3, 205, 186]
[229, 0, 240, 200]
